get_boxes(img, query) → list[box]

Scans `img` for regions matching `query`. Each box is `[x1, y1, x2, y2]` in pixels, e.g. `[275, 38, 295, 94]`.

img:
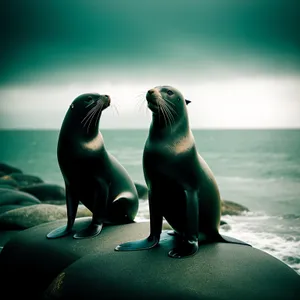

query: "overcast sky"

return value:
[1, 0, 300, 129]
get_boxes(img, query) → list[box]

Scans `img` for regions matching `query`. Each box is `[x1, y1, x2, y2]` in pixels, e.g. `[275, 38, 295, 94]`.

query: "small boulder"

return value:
[19, 183, 65, 202]
[0, 188, 41, 206]
[0, 204, 92, 230]
[2, 173, 44, 188]
[0, 163, 23, 175]
[221, 200, 249, 216]
[0, 178, 19, 188]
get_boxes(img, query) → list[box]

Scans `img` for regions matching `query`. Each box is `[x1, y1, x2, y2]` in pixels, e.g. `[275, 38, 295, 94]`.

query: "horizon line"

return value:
[0, 127, 300, 131]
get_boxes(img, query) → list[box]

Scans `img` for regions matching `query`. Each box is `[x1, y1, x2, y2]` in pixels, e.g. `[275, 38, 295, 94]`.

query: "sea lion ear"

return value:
[185, 99, 191, 105]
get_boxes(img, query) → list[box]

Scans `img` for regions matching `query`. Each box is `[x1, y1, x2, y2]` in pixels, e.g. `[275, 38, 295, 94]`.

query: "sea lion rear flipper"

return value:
[168, 190, 199, 258]
[47, 184, 79, 239]
[218, 234, 251, 246]
[73, 223, 103, 239]
[73, 180, 108, 239]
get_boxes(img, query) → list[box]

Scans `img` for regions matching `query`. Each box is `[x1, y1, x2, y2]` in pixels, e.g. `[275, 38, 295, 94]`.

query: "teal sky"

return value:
[1, 0, 300, 129]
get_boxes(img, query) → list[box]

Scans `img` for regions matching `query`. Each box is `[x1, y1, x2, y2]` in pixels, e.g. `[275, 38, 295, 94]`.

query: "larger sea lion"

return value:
[115, 86, 249, 258]
[47, 93, 139, 239]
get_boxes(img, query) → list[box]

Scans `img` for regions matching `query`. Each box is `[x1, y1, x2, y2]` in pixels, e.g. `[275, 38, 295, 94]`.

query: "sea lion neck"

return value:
[150, 107, 190, 136]
[149, 115, 190, 142]
[60, 108, 101, 139]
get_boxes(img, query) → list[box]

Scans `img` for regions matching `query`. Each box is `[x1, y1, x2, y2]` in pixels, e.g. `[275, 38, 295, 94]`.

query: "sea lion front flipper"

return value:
[73, 223, 103, 239]
[46, 224, 73, 239]
[73, 180, 108, 239]
[115, 188, 162, 251]
[47, 184, 79, 239]
[168, 190, 199, 258]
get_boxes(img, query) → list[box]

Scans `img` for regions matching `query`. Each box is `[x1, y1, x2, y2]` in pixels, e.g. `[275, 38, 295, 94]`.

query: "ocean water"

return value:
[0, 129, 299, 274]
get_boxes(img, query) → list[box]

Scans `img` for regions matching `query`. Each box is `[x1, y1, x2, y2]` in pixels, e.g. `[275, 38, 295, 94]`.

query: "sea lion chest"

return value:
[58, 134, 109, 182]
[143, 134, 196, 183]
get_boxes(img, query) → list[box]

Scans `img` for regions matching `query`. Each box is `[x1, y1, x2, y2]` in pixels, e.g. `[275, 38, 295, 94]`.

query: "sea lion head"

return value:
[64, 93, 111, 134]
[146, 86, 191, 126]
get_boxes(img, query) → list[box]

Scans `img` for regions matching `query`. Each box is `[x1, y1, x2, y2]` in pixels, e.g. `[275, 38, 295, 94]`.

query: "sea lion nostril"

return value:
[148, 89, 155, 94]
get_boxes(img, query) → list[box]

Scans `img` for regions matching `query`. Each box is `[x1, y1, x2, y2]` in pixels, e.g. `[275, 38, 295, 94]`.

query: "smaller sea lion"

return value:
[47, 93, 139, 239]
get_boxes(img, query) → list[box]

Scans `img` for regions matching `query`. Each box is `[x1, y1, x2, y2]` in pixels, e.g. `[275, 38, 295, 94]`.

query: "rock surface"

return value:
[0, 219, 299, 300]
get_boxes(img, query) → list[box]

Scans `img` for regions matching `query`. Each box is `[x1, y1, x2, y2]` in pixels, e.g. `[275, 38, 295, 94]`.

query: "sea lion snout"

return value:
[146, 89, 158, 103]
[99, 94, 111, 107]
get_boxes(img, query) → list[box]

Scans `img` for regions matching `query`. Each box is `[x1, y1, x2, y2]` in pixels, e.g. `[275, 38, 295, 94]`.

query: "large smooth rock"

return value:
[19, 183, 66, 202]
[0, 204, 92, 230]
[0, 219, 299, 300]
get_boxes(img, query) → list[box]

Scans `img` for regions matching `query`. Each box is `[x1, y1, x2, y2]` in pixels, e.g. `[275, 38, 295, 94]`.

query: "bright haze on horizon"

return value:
[1, 0, 300, 129]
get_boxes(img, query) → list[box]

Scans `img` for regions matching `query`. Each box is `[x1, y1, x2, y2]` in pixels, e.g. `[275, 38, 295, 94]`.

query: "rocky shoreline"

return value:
[0, 162, 249, 245]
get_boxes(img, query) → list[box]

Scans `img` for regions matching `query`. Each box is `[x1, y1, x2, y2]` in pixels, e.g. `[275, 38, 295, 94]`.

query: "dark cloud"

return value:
[1, 0, 300, 85]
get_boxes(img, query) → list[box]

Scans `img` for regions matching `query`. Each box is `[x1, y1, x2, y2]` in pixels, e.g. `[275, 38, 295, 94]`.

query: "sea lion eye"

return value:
[84, 96, 94, 105]
[167, 90, 174, 96]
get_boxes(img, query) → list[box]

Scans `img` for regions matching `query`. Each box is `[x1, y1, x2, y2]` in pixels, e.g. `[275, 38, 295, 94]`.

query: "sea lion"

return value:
[115, 86, 250, 258]
[46, 93, 139, 239]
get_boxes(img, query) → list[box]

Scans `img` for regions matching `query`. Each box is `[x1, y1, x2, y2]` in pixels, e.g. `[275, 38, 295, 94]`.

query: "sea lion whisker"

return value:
[158, 98, 172, 130]
[135, 92, 146, 100]
[155, 97, 164, 122]
[139, 99, 148, 114]
[85, 101, 103, 131]
[94, 104, 104, 129]
[81, 106, 98, 128]
[160, 102, 174, 131]
[85, 100, 95, 108]
[86, 101, 104, 133]
[157, 97, 173, 121]
[163, 99, 178, 116]
[135, 93, 147, 113]
[81, 105, 99, 124]
[86, 107, 100, 133]
[158, 101, 167, 124]
[162, 101, 176, 126]
[161, 105, 172, 130]
[111, 104, 119, 116]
